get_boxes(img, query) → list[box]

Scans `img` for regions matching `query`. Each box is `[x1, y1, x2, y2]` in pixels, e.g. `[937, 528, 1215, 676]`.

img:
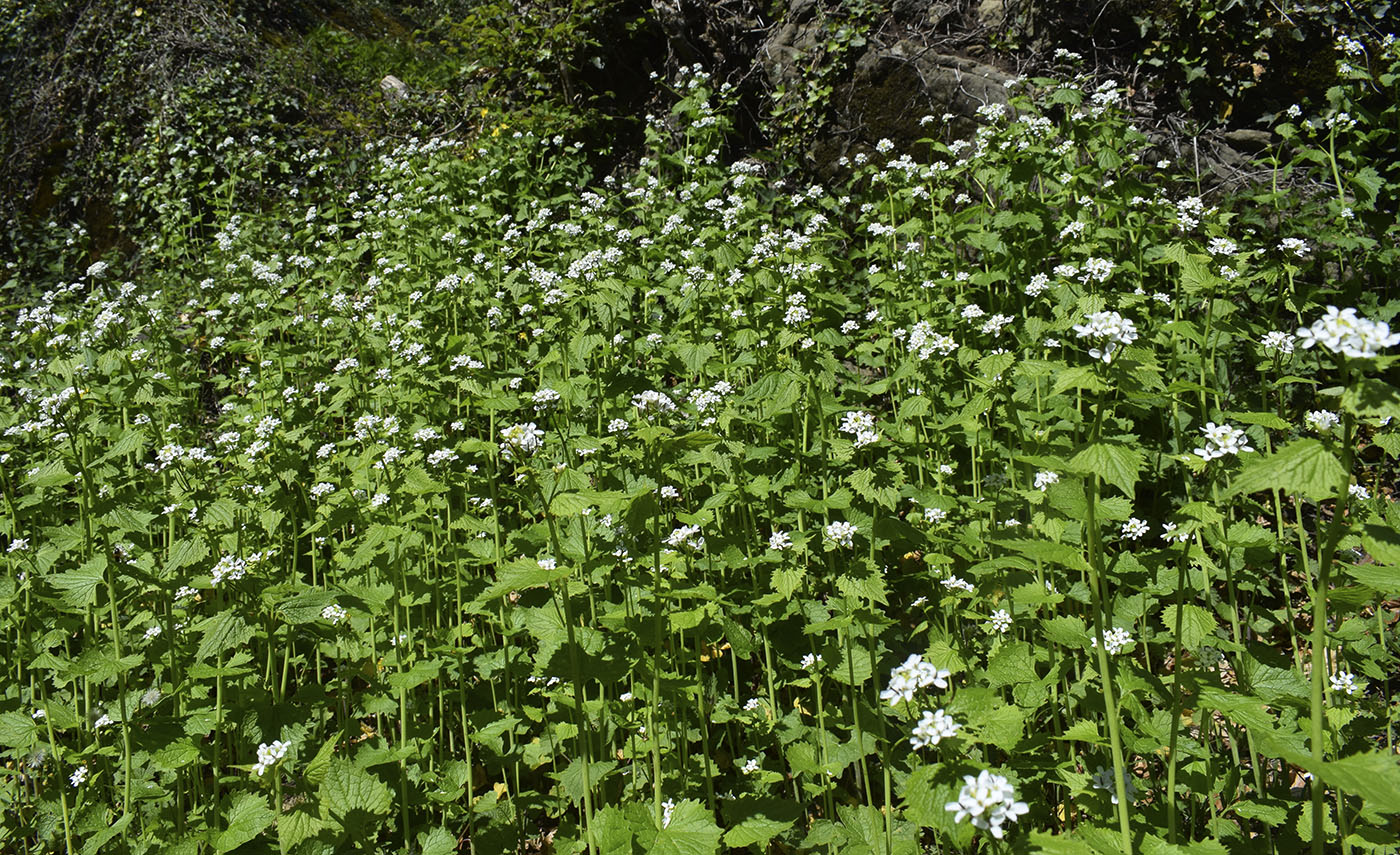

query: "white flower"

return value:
[607, 418, 630, 434]
[923, 507, 948, 524]
[94, 714, 113, 730]
[1092, 627, 1133, 655]
[1296, 306, 1400, 359]
[537, 557, 557, 570]
[989, 610, 1013, 634]
[1073, 311, 1139, 363]
[742, 757, 761, 774]
[1260, 331, 1295, 355]
[665, 525, 705, 552]
[1278, 237, 1309, 258]
[945, 770, 1029, 839]
[1161, 522, 1190, 544]
[252, 739, 290, 776]
[824, 521, 857, 548]
[1193, 422, 1254, 461]
[1305, 410, 1340, 432]
[1121, 518, 1149, 540]
[321, 604, 347, 625]
[70, 765, 88, 788]
[880, 654, 950, 705]
[499, 422, 546, 460]
[1207, 237, 1238, 256]
[532, 387, 561, 410]
[1349, 484, 1370, 500]
[1033, 471, 1059, 491]
[769, 530, 792, 551]
[910, 708, 961, 748]
[631, 390, 677, 416]
[369, 492, 390, 508]
[800, 653, 822, 670]
[7, 538, 29, 553]
[839, 411, 879, 447]
[1090, 765, 1139, 804]
[1330, 670, 1360, 696]
[942, 576, 974, 592]
[661, 798, 676, 828]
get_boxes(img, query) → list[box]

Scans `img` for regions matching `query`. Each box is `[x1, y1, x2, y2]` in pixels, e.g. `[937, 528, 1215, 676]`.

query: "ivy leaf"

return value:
[1068, 442, 1142, 498]
[1228, 439, 1344, 501]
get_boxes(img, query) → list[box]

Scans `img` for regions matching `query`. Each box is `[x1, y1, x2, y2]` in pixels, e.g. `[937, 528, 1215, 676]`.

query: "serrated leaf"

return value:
[49, 556, 106, 609]
[211, 793, 273, 853]
[1341, 379, 1400, 420]
[723, 796, 799, 847]
[1315, 751, 1400, 813]
[1160, 604, 1218, 649]
[319, 759, 392, 831]
[1228, 439, 1344, 501]
[1068, 442, 1142, 497]
[1042, 616, 1089, 648]
[649, 799, 721, 855]
[417, 827, 458, 855]
[195, 611, 254, 662]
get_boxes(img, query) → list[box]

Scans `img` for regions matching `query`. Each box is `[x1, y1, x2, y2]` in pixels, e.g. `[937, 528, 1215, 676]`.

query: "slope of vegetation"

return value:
[3, 4, 1400, 855]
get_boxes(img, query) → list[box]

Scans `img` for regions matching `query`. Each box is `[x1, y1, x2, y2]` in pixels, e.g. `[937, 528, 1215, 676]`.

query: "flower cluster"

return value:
[1296, 306, 1400, 359]
[824, 520, 857, 549]
[1193, 422, 1253, 461]
[839, 411, 879, 448]
[1072, 310, 1138, 363]
[910, 708, 961, 748]
[945, 770, 1030, 839]
[1092, 627, 1133, 655]
[499, 422, 545, 460]
[252, 739, 290, 776]
[880, 654, 951, 705]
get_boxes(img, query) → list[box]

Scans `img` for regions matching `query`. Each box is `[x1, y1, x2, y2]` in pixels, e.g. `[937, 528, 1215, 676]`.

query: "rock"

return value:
[379, 75, 409, 101]
[808, 40, 1009, 173]
[1222, 128, 1274, 152]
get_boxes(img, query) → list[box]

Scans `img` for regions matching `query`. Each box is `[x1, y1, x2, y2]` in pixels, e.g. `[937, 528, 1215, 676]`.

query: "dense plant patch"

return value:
[2, 35, 1400, 855]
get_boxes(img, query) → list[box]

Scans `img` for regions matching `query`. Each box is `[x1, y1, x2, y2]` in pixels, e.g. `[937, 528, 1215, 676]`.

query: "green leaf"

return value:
[164, 538, 208, 575]
[211, 793, 273, 853]
[319, 758, 392, 832]
[986, 641, 1037, 687]
[1228, 439, 1344, 501]
[195, 611, 254, 662]
[1225, 411, 1291, 430]
[49, 556, 106, 610]
[1160, 604, 1218, 649]
[278, 807, 325, 851]
[1042, 616, 1089, 648]
[649, 799, 722, 855]
[556, 758, 617, 803]
[1068, 442, 1143, 497]
[1362, 523, 1400, 565]
[0, 711, 38, 748]
[1314, 751, 1400, 814]
[722, 796, 800, 847]
[1341, 379, 1400, 420]
[302, 734, 339, 787]
[417, 827, 458, 855]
